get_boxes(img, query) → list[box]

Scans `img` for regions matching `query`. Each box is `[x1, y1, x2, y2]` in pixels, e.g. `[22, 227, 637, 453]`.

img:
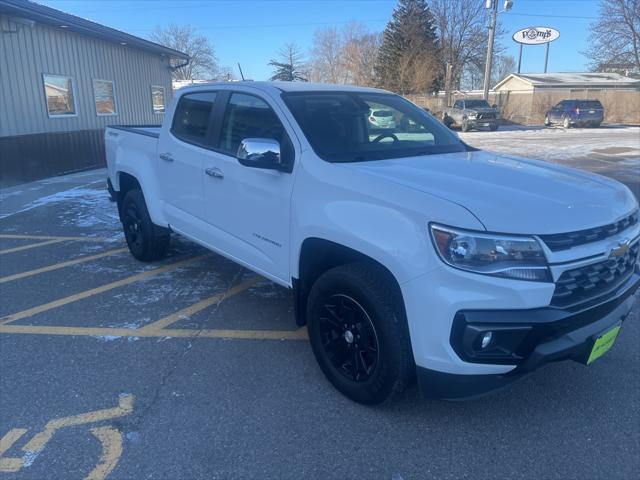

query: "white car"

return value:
[105, 82, 639, 405]
[368, 108, 396, 130]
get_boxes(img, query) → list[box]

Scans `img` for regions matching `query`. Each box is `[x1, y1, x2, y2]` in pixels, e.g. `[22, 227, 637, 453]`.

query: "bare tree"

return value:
[492, 55, 516, 85]
[341, 23, 380, 86]
[395, 47, 440, 94]
[269, 43, 308, 81]
[431, 0, 498, 94]
[308, 22, 380, 86]
[149, 24, 219, 81]
[309, 27, 344, 83]
[585, 0, 640, 73]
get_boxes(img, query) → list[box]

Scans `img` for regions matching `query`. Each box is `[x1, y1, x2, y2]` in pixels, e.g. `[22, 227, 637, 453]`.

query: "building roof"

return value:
[0, 0, 188, 60]
[494, 72, 640, 90]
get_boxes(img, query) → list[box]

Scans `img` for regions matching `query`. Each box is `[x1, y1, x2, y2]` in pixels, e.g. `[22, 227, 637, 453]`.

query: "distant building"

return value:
[172, 79, 210, 92]
[493, 72, 640, 93]
[407, 72, 640, 125]
[0, 0, 188, 186]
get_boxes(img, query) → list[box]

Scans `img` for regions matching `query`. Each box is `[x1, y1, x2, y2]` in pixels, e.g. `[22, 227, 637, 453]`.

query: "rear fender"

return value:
[115, 163, 167, 228]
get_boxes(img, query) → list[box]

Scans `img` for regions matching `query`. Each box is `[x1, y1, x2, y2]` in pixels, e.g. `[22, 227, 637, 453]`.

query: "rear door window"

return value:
[218, 93, 285, 155]
[171, 92, 217, 146]
[578, 100, 603, 109]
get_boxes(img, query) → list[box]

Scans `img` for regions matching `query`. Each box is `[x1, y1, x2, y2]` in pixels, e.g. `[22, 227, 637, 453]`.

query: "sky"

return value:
[39, 0, 602, 81]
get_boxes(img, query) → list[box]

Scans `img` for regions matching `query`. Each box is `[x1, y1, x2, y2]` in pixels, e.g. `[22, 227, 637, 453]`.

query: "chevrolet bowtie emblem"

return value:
[610, 239, 630, 258]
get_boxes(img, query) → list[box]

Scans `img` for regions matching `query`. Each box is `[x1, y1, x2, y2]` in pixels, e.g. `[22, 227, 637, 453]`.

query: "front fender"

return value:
[293, 199, 479, 286]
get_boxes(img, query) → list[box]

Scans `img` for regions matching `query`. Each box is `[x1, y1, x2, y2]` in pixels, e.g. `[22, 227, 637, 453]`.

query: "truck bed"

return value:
[105, 125, 161, 192]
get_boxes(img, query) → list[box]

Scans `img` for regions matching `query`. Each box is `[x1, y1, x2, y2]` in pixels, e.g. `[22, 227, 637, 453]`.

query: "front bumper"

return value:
[416, 272, 639, 399]
[467, 118, 499, 128]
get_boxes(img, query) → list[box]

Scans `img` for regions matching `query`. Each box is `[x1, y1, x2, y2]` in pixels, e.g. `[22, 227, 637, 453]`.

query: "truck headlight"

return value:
[467, 113, 477, 119]
[430, 225, 551, 282]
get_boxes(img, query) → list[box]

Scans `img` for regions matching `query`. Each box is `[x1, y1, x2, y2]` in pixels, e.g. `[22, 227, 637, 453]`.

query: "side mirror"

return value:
[237, 138, 284, 171]
[492, 104, 497, 108]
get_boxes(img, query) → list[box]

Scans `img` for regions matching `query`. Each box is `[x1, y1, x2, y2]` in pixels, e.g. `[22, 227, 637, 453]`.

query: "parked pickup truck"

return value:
[106, 82, 639, 405]
[442, 99, 500, 132]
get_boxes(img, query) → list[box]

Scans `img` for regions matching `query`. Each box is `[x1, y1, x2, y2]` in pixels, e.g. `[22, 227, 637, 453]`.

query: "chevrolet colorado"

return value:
[106, 82, 639, 405]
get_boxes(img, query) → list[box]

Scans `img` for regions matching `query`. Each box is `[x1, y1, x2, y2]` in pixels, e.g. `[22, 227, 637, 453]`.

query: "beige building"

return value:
[492, 73, 640, 125]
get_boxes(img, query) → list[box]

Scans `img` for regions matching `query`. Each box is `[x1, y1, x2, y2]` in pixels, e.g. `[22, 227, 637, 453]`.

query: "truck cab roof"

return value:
[175, 81, 389, 95]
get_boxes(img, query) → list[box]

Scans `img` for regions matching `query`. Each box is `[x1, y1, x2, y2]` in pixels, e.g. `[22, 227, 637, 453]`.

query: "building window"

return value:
[93, 79, 117, 116]
[43, 74, 76, 117]
[151, 86, 165, 114]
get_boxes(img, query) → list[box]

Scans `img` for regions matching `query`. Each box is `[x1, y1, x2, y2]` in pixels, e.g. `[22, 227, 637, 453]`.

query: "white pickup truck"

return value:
[106, 82, 639, 404]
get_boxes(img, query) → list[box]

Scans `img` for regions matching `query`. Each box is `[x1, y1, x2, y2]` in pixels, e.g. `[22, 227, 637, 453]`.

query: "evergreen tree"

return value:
[374, 0, 440, 94]
[269, 43, 308, 82]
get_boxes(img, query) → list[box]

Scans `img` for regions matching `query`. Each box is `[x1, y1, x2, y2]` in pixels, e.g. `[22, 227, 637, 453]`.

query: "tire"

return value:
[306, 263, 414, 405]
[121, 189, 170, 262]
[562, 116, 571, 129]
[593, 121, 602, 128]
[461, 118, 470, 132]
[442, 114, 453, 129]
[489, 123, 499, 131]
[544, 115, 551, 127]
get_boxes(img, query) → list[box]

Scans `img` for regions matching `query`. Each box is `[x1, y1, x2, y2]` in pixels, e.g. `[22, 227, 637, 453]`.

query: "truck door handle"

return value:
[159, 152, 174, 162]
[205, 167, 224, 179]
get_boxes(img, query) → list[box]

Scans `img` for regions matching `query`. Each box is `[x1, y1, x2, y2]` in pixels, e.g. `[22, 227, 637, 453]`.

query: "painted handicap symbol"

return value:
[0, 394, 134, 479]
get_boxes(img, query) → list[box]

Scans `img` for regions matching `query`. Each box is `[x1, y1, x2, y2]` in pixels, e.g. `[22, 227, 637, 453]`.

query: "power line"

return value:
[127, 19, 389, 33]
[506, 12, 597, 20]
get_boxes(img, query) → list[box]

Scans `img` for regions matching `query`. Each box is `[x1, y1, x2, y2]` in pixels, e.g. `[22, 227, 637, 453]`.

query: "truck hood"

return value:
[342, 150, 637, 234]
[467, 107, 497, 114]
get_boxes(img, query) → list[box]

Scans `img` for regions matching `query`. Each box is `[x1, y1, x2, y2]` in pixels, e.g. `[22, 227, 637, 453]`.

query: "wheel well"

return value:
[116, 172, 141, 220]
[294, 238, 404, 326]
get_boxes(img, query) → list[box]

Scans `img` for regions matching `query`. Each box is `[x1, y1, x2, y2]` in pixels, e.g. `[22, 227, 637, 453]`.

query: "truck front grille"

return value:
[477, 113, 495, 120]
[551, 242, 639, 308]
[540, 211, 638, 251]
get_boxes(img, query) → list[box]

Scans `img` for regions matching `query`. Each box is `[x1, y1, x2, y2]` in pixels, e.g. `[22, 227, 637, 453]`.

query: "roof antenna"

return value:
[237, 62, 245, 81]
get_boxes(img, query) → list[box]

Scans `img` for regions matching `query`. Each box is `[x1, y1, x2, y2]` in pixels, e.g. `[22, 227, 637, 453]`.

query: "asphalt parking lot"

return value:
[1, 128, 639, 480]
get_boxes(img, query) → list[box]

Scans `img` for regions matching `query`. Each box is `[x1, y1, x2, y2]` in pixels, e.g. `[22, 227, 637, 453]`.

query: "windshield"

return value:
[464, 99, 491, 108]
[283, 91, 467, 162]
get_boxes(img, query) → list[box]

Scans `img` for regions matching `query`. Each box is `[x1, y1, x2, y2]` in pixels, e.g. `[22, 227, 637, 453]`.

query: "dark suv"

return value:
[544, 99, 604, 128]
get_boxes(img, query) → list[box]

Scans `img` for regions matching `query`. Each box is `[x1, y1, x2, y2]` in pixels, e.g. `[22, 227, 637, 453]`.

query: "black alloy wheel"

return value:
[318, 293, 380, 383]
[123, 201, 144, 254]
[307, 263, 414, 405]
[120, 189, 169, 262]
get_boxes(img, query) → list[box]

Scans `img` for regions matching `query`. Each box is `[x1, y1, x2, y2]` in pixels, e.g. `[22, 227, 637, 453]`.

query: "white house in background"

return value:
[172, 79, 210, 91]
[493, 72, 640, 93]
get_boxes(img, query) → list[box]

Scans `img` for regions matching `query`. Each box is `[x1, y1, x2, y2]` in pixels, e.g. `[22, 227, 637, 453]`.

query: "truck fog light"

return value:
[481, 331, 493, 349]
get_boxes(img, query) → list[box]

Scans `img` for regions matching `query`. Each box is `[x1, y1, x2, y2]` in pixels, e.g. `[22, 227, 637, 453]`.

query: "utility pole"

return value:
[483, 1, 513, 100]
[483, 0, 498, 101]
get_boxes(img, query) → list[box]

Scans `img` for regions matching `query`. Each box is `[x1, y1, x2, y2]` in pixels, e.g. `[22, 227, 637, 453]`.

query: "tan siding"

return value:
[0, 14, 174, 137]
[494, 76, 534, 92]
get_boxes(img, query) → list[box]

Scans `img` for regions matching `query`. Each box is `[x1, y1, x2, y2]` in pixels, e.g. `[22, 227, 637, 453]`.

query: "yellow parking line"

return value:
[0, 239, 66, 255]
[0, 234, 111, 242]
[139, 276, 261, 332]
[0, 324, 309, 340]
[86, 426, 123, 480]
[0, 255, 208, 326]
[0, 248, 128, 284]
[21, 395, 134, 456]
[0, 429, 29, 473]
